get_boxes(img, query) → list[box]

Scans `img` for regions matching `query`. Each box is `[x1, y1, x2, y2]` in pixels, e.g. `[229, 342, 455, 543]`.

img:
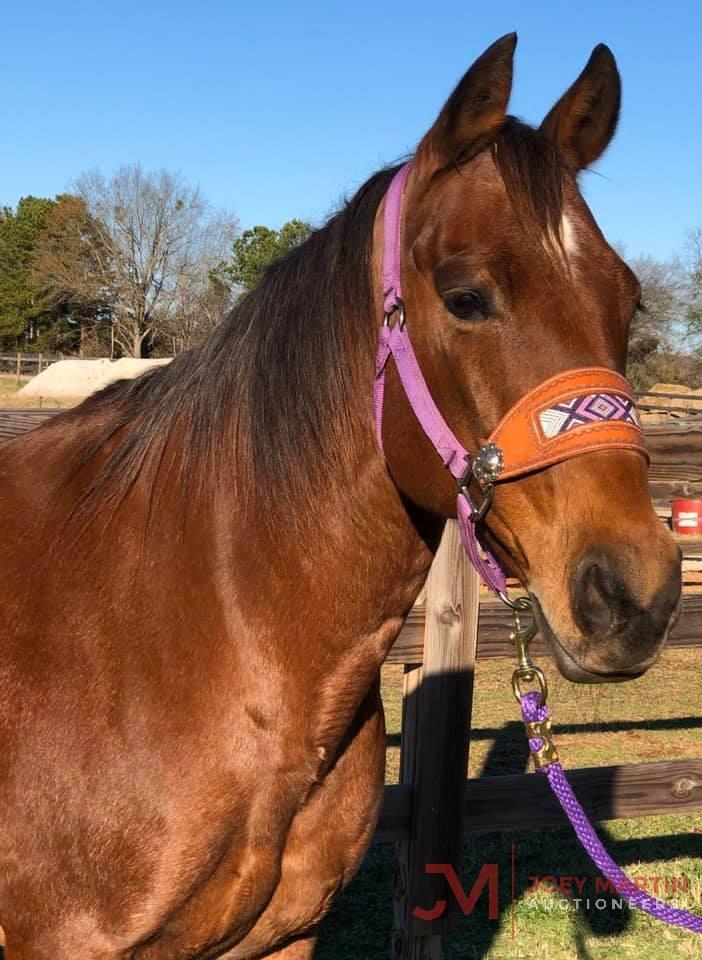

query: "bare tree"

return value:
[620, 253, 685, 389]
[627, 254, 683, 345]
[160, 274, 234, 354]
[683, 227, 702, 342]
[74, 166, 237, 357]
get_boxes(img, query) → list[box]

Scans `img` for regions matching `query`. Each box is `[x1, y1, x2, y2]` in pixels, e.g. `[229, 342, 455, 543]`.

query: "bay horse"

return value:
[0, 34, 681, 960]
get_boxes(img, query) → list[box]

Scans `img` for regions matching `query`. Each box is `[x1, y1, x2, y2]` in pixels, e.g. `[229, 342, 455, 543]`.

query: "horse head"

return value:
[378, 34, 681, 681]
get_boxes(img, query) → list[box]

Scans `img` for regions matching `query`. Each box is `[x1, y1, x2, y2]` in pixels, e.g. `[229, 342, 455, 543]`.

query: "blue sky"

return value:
[2, 1, 700, 260]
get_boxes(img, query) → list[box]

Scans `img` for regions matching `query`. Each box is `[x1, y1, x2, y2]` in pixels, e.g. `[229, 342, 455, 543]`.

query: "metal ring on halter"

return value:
[458, 482, 494, 523]
[460, 483, 495, 523]
[498, 592, 532, 612]
[456, 459, 495, 524]
[512, 663, 549, 705]
[382, 299, 406, 329]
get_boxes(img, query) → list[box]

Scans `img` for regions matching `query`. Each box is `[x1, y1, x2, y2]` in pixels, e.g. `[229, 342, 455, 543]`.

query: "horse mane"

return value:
[65, 118, 565, 527]
[67, 164, 400, 525]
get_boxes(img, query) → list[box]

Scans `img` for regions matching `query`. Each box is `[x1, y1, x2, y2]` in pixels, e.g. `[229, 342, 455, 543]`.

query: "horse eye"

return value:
[443, 289, 487, 321]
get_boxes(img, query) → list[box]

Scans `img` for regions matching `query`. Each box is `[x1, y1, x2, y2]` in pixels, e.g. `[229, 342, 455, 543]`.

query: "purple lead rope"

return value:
[520, 691, 702, 934]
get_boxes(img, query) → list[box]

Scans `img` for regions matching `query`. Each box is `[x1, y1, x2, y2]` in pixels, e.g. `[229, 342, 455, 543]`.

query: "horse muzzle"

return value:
[531, 542, 682, 683]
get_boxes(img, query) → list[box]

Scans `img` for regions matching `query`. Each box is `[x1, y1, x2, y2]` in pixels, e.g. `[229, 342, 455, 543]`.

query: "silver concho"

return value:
[473, 443, 504, 487]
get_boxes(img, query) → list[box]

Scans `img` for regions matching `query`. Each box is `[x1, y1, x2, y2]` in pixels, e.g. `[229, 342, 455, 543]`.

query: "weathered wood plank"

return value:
[392, 523, 480, 955]
[462, 758, 702, 832]
[377, 759, 702, 841]
[386, 594, 702, 665]
[376, 783, 412, 843]
[647, 421, 702, 484]
[0, 409, 61, 443]
[392, 664, 424, 955]
[639, 402, 702, 415]
[650, 481, 702, 504]
[637, 389, 702, 404]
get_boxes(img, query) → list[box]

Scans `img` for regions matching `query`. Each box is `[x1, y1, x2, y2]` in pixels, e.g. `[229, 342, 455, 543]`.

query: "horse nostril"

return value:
[567, 544, 681, 674]
[574, 559, 618, 638]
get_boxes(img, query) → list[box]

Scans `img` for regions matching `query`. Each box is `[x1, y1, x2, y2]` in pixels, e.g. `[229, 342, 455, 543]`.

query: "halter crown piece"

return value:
[373, 162, 648, 594]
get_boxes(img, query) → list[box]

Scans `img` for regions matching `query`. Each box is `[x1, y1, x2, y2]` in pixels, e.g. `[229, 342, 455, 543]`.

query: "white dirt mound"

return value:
[19, 358, 172, 401]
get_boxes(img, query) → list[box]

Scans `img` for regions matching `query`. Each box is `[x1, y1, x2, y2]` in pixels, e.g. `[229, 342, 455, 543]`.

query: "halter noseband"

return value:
[373, 162, 648, 594]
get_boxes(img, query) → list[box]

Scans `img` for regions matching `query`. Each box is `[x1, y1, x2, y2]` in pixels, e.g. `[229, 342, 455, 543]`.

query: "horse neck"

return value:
[208, 418, 440, 751]
[212, 397, 440, 641]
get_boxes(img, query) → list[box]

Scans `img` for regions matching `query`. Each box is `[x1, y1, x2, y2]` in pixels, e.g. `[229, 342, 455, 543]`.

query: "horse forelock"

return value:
[491, 117, 568, 266]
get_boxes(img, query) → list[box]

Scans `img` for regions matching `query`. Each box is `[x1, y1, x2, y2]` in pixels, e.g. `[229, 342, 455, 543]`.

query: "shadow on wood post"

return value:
[391, 521, 480, 958]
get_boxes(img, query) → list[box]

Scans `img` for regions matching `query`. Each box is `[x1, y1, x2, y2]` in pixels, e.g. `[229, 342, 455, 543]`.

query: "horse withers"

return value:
[0, 34, 680, 960]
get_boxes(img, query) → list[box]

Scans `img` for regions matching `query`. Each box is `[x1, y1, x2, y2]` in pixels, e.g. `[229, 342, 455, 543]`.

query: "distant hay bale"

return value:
[19, 358, 171, 401]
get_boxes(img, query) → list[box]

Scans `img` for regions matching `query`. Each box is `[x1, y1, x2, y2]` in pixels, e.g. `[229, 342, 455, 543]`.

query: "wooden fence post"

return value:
[15, 352, 21, 384]
[392, 520, 480, 958]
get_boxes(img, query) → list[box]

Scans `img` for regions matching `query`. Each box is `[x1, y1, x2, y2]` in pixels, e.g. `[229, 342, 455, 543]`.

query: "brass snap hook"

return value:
[510, 602, 538, 674]
[504, 596, 549, 706]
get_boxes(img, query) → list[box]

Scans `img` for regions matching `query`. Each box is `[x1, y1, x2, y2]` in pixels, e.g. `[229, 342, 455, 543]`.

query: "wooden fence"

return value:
[2, 406, 702, 957]
[0, 409, 59, 442]
[0, 352, 63, 381]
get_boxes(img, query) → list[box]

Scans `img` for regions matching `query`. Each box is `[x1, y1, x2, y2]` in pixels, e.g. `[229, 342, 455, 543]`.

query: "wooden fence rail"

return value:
[387, 594, 702, 663]
[378, 758, 702, 842]
[0, 410, 60, 442]
[0, 352, 63, 382]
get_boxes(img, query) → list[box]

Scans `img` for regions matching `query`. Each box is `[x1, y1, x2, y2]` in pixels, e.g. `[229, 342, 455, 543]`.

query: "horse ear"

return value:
[415, 33, 516, 172]
[540, 44, 621, 172]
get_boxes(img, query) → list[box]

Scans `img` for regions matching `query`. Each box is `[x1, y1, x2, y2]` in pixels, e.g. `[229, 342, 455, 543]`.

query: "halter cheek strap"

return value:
[374, 162, 648, 594]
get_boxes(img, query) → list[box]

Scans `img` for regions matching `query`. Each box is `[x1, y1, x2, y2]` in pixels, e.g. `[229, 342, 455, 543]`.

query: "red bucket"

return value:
[671, 499, 702, 536]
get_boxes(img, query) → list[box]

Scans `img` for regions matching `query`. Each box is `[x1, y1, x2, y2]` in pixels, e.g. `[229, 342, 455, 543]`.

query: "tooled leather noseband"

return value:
[373, 162, 648, 594]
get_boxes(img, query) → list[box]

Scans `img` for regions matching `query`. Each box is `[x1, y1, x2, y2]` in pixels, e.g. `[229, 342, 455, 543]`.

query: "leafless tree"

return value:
[617, 251, 687, 389]
[683, 227, 702, 343]
[626, 254, 683, 347]
[74, 165, 237, 357]
[159, 274, 235, 355]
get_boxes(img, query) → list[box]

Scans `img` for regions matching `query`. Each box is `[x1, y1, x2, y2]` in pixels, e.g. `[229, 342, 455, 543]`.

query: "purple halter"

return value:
[374, 162, 507, 594]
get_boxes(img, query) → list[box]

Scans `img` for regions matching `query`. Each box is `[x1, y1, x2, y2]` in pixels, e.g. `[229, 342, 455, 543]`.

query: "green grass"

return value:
[0, 373, 76, 409]
[318, 649, 702, 959]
